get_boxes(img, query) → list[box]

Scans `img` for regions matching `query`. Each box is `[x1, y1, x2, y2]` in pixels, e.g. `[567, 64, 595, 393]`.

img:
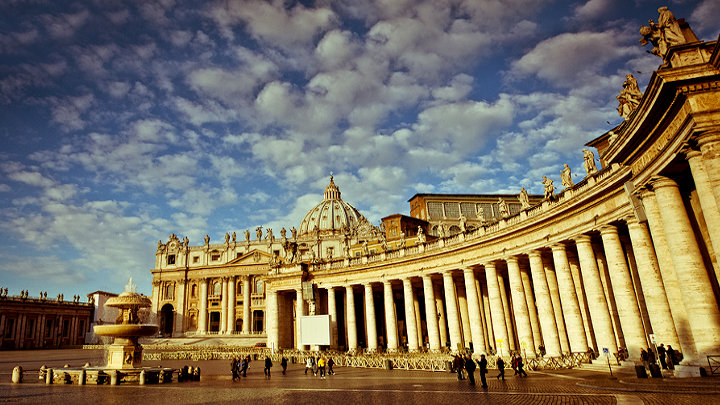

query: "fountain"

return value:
[93, 277, 158, 370]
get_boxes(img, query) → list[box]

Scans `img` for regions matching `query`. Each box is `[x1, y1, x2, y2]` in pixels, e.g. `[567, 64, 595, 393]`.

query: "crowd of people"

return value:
[451, 353, 528, 388]
[640, 343, 681, 372]
[231, 354, 336, 380]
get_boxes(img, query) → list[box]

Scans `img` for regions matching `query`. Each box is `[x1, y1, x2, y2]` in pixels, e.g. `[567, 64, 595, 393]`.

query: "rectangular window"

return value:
[427, 202, 444, 219]
[167, 254, 176, 265]
[45, 319, 53, 337]
[211, 254, 220, 261]
[460, 202, 477, 218]
[25, 318, 35, 339]
[62, 319, 70, 337]
[193, 256, 200, 263]
[4, 318, 14, 338]
[78, 320, 85, 335]
[443, 202, 460, 218]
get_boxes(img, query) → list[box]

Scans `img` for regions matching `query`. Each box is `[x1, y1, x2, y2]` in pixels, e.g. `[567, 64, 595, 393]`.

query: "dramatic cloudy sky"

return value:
[1, 0, 718, 298]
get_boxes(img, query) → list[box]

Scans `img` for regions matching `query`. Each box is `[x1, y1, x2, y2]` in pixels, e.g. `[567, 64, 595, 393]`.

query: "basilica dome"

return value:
[298, 176, 367, 237]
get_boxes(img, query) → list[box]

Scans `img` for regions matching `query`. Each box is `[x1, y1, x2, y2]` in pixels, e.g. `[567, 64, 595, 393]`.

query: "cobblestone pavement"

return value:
[1, 350, 719, 404]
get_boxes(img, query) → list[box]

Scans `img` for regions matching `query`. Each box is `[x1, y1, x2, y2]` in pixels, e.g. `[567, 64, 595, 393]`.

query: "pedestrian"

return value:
[313, 356, 319, 376]
[538, 345, 546, 357]
[281, 355, 288, 375]
[464, 354, 476, 385]
[452, 355, 463, 380]
[327, 357, 335, 375]
[647, 347, 656, 366]
[479, 354, 488, 388]
[666, 345, 676, 369]
[305, 356, 314, 375]
[657, 344, 668, 370]
[496, 356, 505, 380]
[640, 348, 649, 369]
[240, 357, 248, 377]
[318, 356, 326, 378]
[515, 354, 527, 377]
[231, 357, 239, 381]
[511, 354, 519, 375]
[264, 356, 273, 378]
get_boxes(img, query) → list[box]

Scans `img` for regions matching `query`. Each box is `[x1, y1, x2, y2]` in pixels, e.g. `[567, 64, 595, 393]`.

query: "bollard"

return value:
[109, 371, 118, 385]
[139, 370, 146, 385]
[46, 369, 53, 385]
[39, 365, 46, 381]
[79, 369, 86, 385]
[11, 366, 23, 384]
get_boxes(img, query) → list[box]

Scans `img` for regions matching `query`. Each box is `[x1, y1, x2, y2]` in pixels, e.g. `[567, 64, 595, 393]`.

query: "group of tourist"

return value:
[641, 343, 681, 371]
[451, 353, 528, 388]
[304, 355, 335, 378]
[230, 356, 252, 381]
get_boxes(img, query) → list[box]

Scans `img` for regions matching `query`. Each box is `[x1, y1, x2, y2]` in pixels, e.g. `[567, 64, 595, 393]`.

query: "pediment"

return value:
[227, 249, 272, 265]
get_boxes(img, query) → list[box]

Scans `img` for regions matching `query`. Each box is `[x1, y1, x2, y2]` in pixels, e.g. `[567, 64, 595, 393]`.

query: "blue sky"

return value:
[1, 0, 718, 298]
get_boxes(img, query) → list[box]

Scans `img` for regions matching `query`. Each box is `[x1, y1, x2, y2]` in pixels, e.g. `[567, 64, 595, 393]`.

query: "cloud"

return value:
[570, 0, 613, 22]
[42, 10, 90, 39]
[691, 0, 720, 37]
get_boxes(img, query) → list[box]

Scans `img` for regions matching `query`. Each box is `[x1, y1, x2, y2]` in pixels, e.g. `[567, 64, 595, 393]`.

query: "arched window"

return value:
[164, 283, 174, 300]
[254, 279, 264, 295]
[213, 281, 221, 296]
[191, 284, 197, 298]
[237, 281, 243, 295]
[448, 225, 461, 236]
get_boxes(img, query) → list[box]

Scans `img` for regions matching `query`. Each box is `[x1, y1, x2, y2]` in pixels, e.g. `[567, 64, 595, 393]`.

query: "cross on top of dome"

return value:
[324, 173, 341, 200]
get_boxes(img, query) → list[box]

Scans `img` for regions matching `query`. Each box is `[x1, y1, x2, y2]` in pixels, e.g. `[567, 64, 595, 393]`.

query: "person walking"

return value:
[264, 356, 273, 378]
[318, 356, 326, 378]
[281, 355, 288, 375]
[464, 354, 476, 386]
[666, 345, 676, 369]
[496, 356, 505, 380]
[640, 348, 649, 370]
[231, 357, 240, 381]
[479, 354, 488, 388]
[240, 356, 249, 377]
[515, 354, 527, 377]
[511, 354, 519, 375]
[647, 347, 656, 366]
[305, 356, 314, 375]
[327, 357, 335, 375]
[658, 344, 668, 370]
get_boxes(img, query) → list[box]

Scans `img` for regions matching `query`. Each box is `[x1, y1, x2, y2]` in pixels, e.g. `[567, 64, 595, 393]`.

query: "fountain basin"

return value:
[94, 324, 158, 337]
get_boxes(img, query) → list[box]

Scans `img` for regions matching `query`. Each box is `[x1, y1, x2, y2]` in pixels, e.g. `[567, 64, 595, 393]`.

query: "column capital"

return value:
[550, 243, 567, 252]
[462, 266, 476, 273]
[695, 131, 720, 148]
[402, 277, 413, 283]
[624, 215, 640, 227]
[504, 256, 519, 264]
[383, 279, 393, 286]
[527, 249, 543, 258]
[573, 234, 592, 244]
[483, 261, 497, 269]
[684, 147, 702, 161]
[649, 175, 678, 190]
[598, 224, 618, 236]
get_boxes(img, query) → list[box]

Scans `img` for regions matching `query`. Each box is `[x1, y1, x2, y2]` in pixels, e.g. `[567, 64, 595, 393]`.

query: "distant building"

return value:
[0, 292, 93, 349]
[85, 290, 119, 344]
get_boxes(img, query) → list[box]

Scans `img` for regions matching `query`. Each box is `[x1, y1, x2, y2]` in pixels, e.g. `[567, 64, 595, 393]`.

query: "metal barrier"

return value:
[708, 355, 720, 375]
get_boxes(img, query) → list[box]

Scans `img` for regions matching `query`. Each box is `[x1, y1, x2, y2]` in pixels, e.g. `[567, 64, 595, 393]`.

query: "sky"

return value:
[1, 0, 718, 298]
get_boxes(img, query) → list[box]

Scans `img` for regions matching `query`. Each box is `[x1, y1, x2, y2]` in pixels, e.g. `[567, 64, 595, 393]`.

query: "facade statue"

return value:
[459, 213, 467, 233]
[362, 241, 369, 256]
[344, 241, 350, 258]
[183, 236, 189, 249]
[561, 164, 574, 188]
[437, 222, 446, 238]
[225, 233, 230, 244]
[399, 232, 406, 248]
[244, 230, 251, 242]
[256, 227, 263, 241]
[204, 234, 210, 245]
[280, 227, 286, 239]
[583, 149, 598, 175]
[617, 74, 643, 119]
[157, 240, 162, 251]
[498, 198, 509, 217]
[291, 227, 298, 240]
[417, 226, 426, 244]
[381, 238, 388, 252]
[477, 206, 486, 222]
[639, 7, 687, 59]
[267, 228, 274, 242]
[232, 232, 236, 242]
[518, 187, 530, 209]
[542, 176, 555, 199]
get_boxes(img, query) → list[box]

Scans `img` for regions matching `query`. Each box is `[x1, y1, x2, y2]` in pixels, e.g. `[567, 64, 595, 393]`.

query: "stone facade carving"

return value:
[617, 74, 643, 119]
[583, 149, 597, 175]
[639, 7, 687, 60]
[498, 198, 509, 218]
[561, 164, 574, 188]
[518, 187, 531, 209]
[542, 176, 554, 199]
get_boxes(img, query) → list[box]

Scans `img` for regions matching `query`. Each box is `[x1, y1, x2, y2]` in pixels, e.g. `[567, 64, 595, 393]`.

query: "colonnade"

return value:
[191, 275, 253, 335]
[267, 159, 720, 365]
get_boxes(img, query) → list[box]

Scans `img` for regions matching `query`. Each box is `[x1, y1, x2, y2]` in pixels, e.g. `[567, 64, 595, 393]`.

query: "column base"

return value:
[672, 364, 702, 378]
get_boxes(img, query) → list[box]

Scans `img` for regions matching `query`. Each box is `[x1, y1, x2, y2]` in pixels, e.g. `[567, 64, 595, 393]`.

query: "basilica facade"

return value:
[151, 14, 720, 376]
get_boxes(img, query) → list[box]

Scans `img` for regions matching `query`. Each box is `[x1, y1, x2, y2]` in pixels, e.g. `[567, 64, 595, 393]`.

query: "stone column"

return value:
[574, 236, 617, 354]
[593, 242, 624, 350]
[364, 283, 378, 352]
[600, 225, 647, 360]
[220, 278, 228, 333]
[413, 292, 423, 349]
[174, 280, 186, 336]
[528, 251, 561, 357]
[484, 262, 510, 356]
[463, 267, 487, 353]
[626, 218, 680, 348]
[442, 271, 463, 352]
[520, 262, 543, 351]
[327, 287, 338, 349]
[542, 254, 569, 354]
[457, 287, 472, 346]
[243, 277, 251, 334]
[226, 277, 235, 334]
[198, 278, 208, 333]
[403, 278, 419, 352]
[151, 281, 161, 318]
[266, 290, 279, 350]
[551, 244, 588, 353]
[296, 288, 306, 350]
[640, 188, 696, 358]
[505, 257, 535, 357]
[422, 274, 442, 351]
[687, 149, 720, 283]
[480, 278, 495, 352]
[434, 283, 448, 347]
[652, 176, 720, 360]
[698, 133, 720, 209]
[383, 281, 398, 352]
[345, 286, 358, 352]
[497, 271, 516, 350]
[567, 249, 597, 352]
